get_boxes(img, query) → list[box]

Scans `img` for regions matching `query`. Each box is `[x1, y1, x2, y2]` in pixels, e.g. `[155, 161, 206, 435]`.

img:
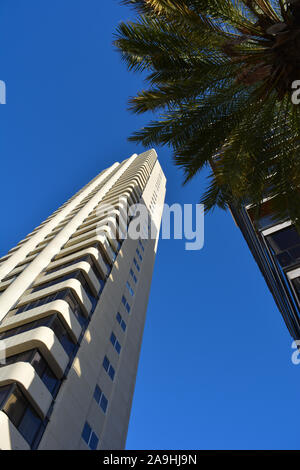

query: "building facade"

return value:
[230, 200, 300, 341]
[0, 149, 166, 450]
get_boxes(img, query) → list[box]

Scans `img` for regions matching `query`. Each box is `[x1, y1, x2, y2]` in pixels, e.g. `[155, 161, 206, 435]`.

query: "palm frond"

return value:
[115, 0, 300, 225]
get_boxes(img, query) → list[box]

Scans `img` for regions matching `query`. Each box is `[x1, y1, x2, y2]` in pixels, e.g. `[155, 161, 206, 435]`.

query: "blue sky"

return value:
[1, 0, 300, 450]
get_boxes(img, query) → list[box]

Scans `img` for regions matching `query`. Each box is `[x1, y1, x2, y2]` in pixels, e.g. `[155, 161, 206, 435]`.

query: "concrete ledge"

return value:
[0, 326, 69, 378]
[34, 262, 100, 297]
[0, 300, 81, 342]
[56, 235, 114, 267]
[66, 228, 119, 255]
[0, 362, 53, 418]
[47, 247, 108, 279]
[16, 279, 92, 316]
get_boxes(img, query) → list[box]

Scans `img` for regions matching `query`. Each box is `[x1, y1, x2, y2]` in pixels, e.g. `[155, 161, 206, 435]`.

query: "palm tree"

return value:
[114, 0, 300, 225]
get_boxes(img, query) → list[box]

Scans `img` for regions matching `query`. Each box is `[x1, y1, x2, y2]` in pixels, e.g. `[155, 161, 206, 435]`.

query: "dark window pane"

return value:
[18, 406, 42, 446]
[89, 432, 99, 450]
[3, 350, 33, 369]
[290, 245, 300, 260]
[0, 326, 19, 340]
[42, 367, 58, 395]
[108, 366, 115, 381]
[93, 385, 101, 404]
[267, 226, 300, 253]
[15, 293, 59, 315]
[110, 333, 116, 346]
[51, 317, 65, 341]
[0, 385, 11, 408]
[3, 388, 26, 428]
[0, 316, 53, 341]
[82, 422, 92, 445]
[51, 317, 75, 357]
[103, 356, 109, 372]
[100, 395, 108, 413]
[293, 277, 300, 298]
[32, 271, 82, 293]
[16, 323, 37, 335]
[276, 252, 294, 268]
[63, 291, 86, 327]
[31, 351, 46, 378]
[115, 342, 121, 354]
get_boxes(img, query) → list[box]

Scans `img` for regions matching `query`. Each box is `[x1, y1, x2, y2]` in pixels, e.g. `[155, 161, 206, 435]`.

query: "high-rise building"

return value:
[0, 149, 166, 450]
[230, 200, 300, 340]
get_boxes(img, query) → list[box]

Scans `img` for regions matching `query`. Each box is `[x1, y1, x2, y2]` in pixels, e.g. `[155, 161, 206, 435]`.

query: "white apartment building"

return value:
[0, 149, 166, 450]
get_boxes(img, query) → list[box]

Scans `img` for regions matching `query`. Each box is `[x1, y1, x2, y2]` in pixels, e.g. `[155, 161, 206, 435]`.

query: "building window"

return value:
[116, 312, 126, 332]
[133, 258, 140, 272]
[102, 356, 115, 381]
[93, 385, 108, 413]
[266, 225, 300, 269]
[0, 384, 43, 447]
[110, 332, 121, 354]
[49, 315, 76, 357]
[136, 248, 142, 261]
[0, 385, 10, 408]
[247, 201, 288, 231]
[129, 269, 137, 284]
[81, 422, 99, 450]
[121, 295, 131, 313]
[126, 281, 134, 297]
[291, 277, 300, 304]
[61, 289, 88, 327]
[138, 240, 144, 252]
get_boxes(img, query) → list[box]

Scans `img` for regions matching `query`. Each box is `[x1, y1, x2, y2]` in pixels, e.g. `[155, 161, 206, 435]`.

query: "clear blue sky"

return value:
[1, 0, 300, 450]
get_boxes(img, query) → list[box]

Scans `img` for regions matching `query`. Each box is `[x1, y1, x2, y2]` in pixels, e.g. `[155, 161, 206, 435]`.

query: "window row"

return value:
[14, 288, 87, 328]
[31, 270, 98, 310]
